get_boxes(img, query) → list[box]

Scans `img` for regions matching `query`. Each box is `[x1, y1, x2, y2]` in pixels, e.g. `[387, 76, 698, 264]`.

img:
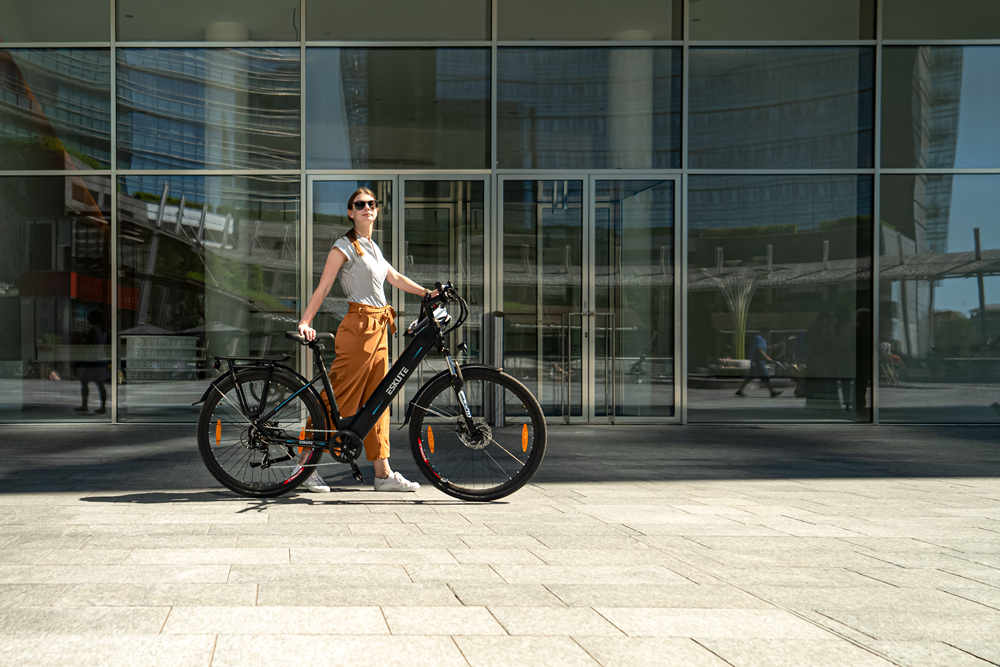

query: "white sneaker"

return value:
[373, 471, 420, 492]
[302, 470, 330, 493]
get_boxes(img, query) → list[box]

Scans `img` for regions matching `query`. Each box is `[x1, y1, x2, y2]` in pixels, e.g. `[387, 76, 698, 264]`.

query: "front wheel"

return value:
[409, 367, 546, 501]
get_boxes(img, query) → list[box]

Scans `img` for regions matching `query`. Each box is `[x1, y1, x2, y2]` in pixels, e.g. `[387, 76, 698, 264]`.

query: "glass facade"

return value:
[0, 49, 111, 170]
[687, 175, 873, 422]
[3, 1, 1000, 425]
[306, 49, 490, 170]
[498, 48, 682, 169]
[0, 175, 112, 421]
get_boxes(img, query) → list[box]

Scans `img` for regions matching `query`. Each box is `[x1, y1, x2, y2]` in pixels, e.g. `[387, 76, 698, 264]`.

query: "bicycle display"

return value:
[194, 282, 547, 501]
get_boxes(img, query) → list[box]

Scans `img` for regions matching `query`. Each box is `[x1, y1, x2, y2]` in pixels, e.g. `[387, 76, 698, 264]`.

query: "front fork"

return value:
[445, 355, 477, 431]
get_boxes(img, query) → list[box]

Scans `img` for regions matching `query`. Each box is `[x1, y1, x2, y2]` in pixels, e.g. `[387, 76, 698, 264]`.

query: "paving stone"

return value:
[489, 606, 624, 636]
[746, 586, 990, 614]
[449, 548, 545, 565]
[405, 563, 504, 584]
[940, 586, 1000, 611]
[0, 584, 70, 608]
[0, 606, 169, 634]
[457, 535, 548, 549]
[492, 564, 688, 585]
[0, 564, 230, 584]
[595, 608, 834, 639]
[946, 640, 1000, 665]
[547, 584, 771, 609]
[212, 634, 467, 667]
[228, 563, 409, 584]
[0, 548, 132, 565]
[850, 567, 994, 589]
[382, 605, 505, 635]
[700, 638, 893, 666]
[862, 640, 996, 666]
[259, 583, 461, 607]
[448, 583, 565, 607]
[815, 610, 1000, 642]
[699, 566, 884, 588]
[55, 583, 257, 607]
[163, 605, 388, 634]
[572, 637, 728, 666]
[125, 547, 289, 565]
[290, 547, 457, 565]
[454, 636, 598, 666]
[1, 635, 215, 667]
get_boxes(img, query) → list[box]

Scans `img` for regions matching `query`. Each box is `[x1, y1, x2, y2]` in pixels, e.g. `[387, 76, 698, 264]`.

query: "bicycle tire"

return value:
[197, 367, 327, 498]
[409, 367, 546, 501]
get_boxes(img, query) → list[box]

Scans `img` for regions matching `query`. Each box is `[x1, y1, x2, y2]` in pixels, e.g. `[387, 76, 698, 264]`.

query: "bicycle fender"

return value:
[400, 363, 495, 427]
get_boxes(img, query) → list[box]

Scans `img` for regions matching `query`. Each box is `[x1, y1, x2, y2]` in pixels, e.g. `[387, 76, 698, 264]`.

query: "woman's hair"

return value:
[344, 186, 376, 256]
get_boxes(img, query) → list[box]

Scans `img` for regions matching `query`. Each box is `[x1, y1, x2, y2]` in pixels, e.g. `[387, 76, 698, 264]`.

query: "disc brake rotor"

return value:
[456, 418, 491, 450]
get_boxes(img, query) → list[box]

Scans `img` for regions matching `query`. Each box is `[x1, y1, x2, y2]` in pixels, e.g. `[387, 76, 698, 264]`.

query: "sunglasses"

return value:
[352, 199, 378, 210]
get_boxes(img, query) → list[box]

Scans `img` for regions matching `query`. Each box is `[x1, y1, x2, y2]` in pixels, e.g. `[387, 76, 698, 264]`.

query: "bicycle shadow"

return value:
[79, 490, 481, 507]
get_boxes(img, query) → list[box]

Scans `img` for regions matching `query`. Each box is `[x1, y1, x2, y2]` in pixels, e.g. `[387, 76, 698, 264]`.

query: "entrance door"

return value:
[499, 175, 679, 423]
[307, 175, 488, 423]
[591, 177, 679, 422]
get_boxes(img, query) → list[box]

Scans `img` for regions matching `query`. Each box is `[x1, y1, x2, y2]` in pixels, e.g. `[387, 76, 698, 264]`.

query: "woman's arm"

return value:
[385, 266, 434, 297]
[298, 247, 347, 340]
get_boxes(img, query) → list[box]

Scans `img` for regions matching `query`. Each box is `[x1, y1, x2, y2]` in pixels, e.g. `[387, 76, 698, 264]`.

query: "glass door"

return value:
[308, 176, 395, 337]
[590, 177, 679, 422]
[500, 177, 585, 420]
[397, 177, 489, 410]
[308, 175, 487, 423]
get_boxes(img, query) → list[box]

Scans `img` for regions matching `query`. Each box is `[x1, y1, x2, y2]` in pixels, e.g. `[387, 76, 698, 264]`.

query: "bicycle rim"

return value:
[198, 369, 325, 497]
[410, 368, 546, 501]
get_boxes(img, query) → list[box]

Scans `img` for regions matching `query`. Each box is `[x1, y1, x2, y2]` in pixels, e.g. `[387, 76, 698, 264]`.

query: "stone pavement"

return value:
[0, 423, 998, 666]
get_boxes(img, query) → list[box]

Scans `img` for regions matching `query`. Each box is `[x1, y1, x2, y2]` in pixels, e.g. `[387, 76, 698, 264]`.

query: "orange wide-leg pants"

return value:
[318, 303, 396, 461]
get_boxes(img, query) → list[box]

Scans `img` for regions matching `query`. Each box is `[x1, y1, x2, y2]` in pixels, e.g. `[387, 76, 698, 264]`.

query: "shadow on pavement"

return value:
[0, 423, 998, 495]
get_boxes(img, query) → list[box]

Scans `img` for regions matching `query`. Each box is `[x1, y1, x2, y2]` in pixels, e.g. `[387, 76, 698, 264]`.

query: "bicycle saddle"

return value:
[284, 331, 334, 345]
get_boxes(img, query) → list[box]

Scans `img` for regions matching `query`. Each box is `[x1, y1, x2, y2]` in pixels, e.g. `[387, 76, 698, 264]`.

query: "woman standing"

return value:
[297, 187, 435, 492]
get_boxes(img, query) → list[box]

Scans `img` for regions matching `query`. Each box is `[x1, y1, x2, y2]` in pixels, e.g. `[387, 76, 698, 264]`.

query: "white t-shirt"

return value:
[332, 235, 391, 307]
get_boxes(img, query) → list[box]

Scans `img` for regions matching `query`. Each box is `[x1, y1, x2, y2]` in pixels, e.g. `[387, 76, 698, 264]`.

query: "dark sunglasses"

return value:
[352, 199, 378, 210]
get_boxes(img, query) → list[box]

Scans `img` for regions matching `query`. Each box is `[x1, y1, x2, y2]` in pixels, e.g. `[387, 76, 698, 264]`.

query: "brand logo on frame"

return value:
[386, 367, 410, 395]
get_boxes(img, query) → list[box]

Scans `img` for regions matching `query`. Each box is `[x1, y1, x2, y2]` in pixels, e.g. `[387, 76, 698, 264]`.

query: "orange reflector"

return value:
[521, 424, 528, 452]
[215, 419, 221, 445]
[427, 425, 435, 454]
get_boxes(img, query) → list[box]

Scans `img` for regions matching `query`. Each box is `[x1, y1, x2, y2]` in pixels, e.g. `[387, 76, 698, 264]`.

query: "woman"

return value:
[297, 187, 435, 492]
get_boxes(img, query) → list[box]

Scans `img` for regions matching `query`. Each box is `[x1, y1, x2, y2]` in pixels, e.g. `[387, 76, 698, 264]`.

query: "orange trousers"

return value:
[318, 303, 396, 461]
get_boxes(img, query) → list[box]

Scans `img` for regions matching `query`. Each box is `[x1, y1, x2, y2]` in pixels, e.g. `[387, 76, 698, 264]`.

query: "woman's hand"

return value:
[297, 320, 316, 342]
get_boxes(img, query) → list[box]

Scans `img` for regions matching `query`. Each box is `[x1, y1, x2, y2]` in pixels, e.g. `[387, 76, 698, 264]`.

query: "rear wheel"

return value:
[197, 367, 326, 497]
[409, 367, 546, 501]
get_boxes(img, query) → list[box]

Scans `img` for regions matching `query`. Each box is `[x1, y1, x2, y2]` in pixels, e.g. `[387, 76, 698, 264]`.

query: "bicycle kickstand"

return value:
[349, 462, 364, 483]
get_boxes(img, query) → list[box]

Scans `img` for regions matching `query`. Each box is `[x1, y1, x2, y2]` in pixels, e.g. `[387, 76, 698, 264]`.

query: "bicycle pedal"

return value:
[349, 462, 364, 483]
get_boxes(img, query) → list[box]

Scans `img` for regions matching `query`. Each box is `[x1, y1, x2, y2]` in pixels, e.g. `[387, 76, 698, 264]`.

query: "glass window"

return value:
[306, 48, 489, 170]
[0, 175, 112, 422]
[116, 0, 299, 42]
[690, 0, 874, 41]
[883, 0, 1000, 40]
[689, 48, 874, 169]
[117, 175, 300, 421]
[0, 49, 110, 170]
[498, 48, 681, 169]
[880, 175, 1000, 423]
[116, 48, 300, 170]
[499, 0, 680, 41]
[883, 47, 1000, 170]
[0, 0, 109, 42]
[307, 0, 489, 41]
[687, 175, 873, 422]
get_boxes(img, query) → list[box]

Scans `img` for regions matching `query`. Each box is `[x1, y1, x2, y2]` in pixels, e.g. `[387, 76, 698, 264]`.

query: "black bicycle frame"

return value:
[317, 319, 442, 437]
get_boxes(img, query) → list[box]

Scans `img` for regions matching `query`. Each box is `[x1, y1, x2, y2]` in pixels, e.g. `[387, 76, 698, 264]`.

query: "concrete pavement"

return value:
[0, 424, 998, 665]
